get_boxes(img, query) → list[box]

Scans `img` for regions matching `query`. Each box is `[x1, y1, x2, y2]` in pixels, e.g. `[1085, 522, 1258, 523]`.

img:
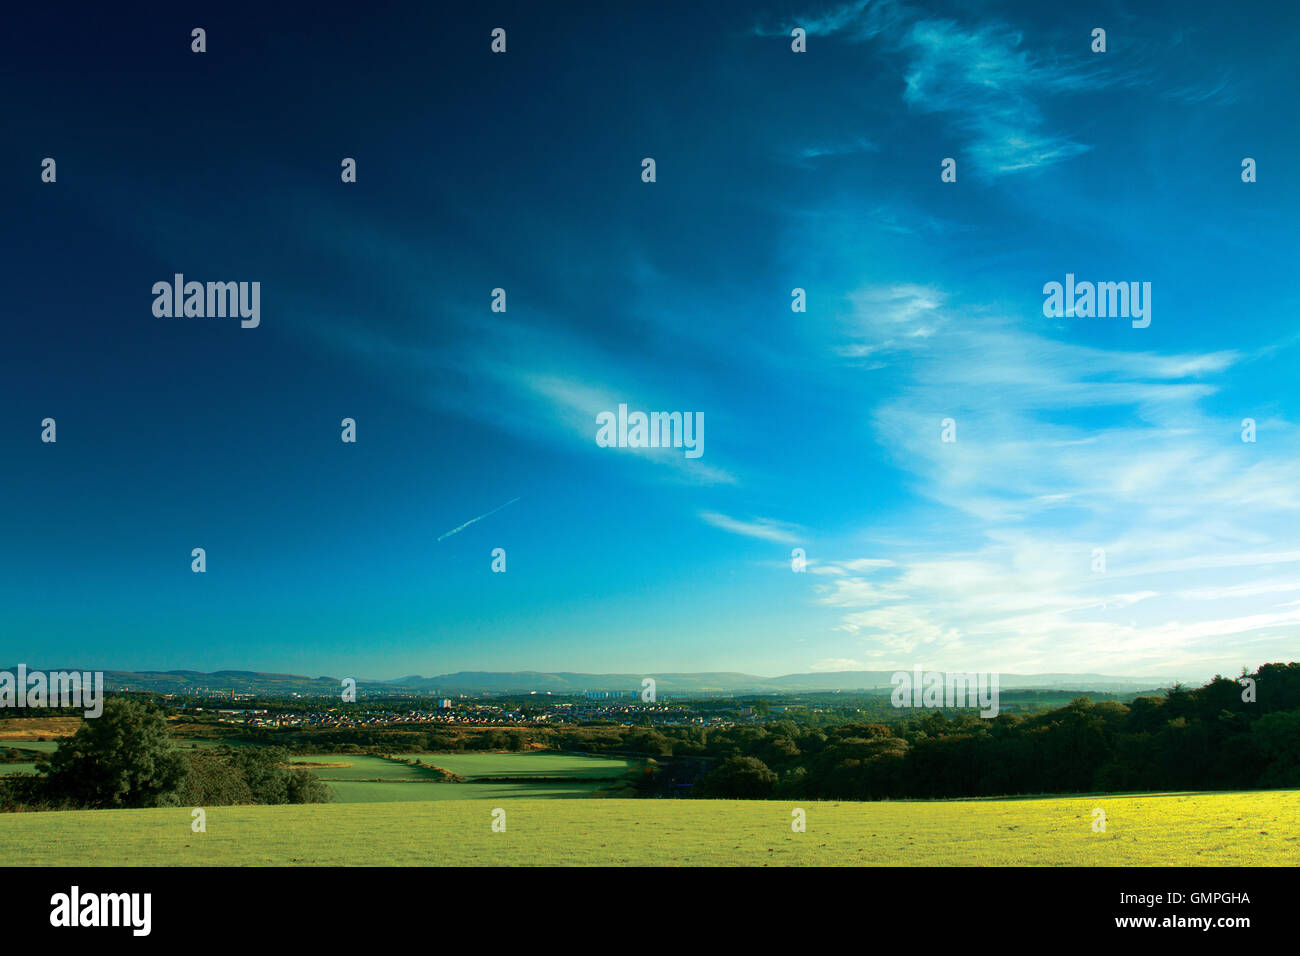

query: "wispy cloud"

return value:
[699, 511, 802, 544]
[753, 0, 907, 41]
[757, 1, 1233, 177]
[788, 138, 879, 165]
[898, 16, 1101, 176]
[799, 276, 1300, 675]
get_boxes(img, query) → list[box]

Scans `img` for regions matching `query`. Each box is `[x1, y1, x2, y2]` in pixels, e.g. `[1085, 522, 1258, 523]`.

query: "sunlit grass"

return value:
[0, 790, 1295, 866]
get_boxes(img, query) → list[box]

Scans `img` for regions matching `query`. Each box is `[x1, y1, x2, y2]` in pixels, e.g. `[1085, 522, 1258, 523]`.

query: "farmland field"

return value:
[288, 755, 440, 781]
[0, 718, 81, 739]
[0, 790, 1294, 866]
[288, 752, 630, 802]
[325, 780, 604, 803]
[171, 739, 251, 750]
[0, 741, 59, 754]
[402, 753, 633, 779]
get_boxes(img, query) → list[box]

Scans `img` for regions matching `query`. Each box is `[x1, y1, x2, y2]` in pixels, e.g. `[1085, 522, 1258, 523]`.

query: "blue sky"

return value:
[4, 0, 1298, 680]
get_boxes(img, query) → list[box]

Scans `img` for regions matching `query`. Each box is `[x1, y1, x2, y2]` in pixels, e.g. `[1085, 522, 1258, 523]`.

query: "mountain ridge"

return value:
[3, 666, 1185, 695]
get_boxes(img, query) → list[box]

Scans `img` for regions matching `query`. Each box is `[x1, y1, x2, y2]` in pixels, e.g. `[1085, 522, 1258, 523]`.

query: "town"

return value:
[199, 699, 738, 730]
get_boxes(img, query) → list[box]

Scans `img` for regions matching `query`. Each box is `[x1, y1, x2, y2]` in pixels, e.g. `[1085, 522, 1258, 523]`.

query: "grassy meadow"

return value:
[0, 741, 59, 754]
[0, 745, 633, 799]
[0, 742, 56, 777]
[402, 753, 634, 779]
[0, 790, 1294, 866]
[325, 780, 605, 802]
[287, 752, 633, 803]
[289, 755, 441, 781]
[0, 718, 80, 739]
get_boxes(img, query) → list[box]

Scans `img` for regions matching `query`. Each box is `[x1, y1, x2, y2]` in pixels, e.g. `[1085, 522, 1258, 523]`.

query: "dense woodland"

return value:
[688, 663, 1300, 799]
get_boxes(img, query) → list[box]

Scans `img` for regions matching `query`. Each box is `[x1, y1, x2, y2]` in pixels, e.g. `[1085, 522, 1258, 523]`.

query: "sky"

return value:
[3, 0, 1298, 681]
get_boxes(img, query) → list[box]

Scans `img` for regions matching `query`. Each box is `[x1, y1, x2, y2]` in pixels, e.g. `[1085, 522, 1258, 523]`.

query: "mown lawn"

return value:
[0, 790, 1295, 866]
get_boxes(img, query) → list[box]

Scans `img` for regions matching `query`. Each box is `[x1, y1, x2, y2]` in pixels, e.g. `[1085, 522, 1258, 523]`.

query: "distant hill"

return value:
[765, 670, 1177, 692]
[7, 666, 1181, 697]
[28, 669, 345, 696]
[394, 670, 1177, 694]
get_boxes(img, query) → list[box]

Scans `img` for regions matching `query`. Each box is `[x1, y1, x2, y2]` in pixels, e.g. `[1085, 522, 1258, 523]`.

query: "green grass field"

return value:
[287, 752, 631, 802]
[1, 741, 59, 754]
[403, 753, 634, 779]
[325, 780, 604, 803]
[0, 790, 1294, 866]
[0, 741, 55, 776]
[288, 755, 441, 781]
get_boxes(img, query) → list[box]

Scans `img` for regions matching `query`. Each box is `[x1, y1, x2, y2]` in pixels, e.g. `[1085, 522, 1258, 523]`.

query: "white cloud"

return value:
[805, 279, 1300, 676]
[698, 511, 802, 544]
[758, 1, 1231, 178]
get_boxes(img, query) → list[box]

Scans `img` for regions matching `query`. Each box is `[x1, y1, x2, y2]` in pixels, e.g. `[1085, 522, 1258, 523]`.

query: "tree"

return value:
[174, 751, 254, 806]
[229, 747, 291, 804]
[1251, 710, 1300, 786]
[41, 698, 188, 808]
[286, 768, 332, 804]
[694, 756, 777, 799]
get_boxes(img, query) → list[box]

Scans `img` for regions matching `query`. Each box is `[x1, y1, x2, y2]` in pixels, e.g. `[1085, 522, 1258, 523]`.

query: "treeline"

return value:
[238, 724, 693, 756]
[692, 663, 1300, 799]
[0, 699, 330, 811]
[241, 726, 543, 754]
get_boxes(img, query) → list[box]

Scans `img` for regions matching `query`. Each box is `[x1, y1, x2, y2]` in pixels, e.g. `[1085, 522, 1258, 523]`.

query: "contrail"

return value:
[437, 496, 521, 542]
